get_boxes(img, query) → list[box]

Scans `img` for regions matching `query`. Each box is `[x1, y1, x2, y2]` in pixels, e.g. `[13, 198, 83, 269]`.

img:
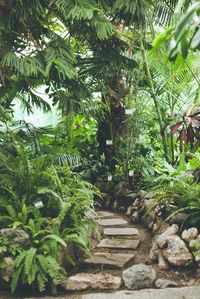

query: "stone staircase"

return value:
[61, 210, 142, 292]
[83, 210, 140, 270]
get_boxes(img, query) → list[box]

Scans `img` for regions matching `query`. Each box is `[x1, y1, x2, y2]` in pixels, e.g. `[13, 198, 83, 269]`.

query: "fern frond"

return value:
[24, 248, 37, 276]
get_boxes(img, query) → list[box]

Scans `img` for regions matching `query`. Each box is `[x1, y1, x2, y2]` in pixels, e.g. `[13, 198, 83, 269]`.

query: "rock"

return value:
[112, 200, 118, 210]
[156, 224, 178, 249]
[140, 198, 157, 227]
[138, 190, 147, 198]
[131, 212, 139, 224]
[152, 223, 159, 234]
[0, 228, 30, 246]
[0, 257, 14, 281]
[158, 252, 169, 270]
[155, 279, 178, 289]
[62, 273, 122, 291]
[85, 209, 97, 220]
[132, 198, 140, 207]
[105, 197, 112, 209]
[182, 228, 198, 243]
[121, 193, 139, 206]
[141, 214, 154, 228]
[118, 206, 126, 213]
[114, 182, 132, 198]
[126, 206, 132, 216]
[144, 192, 155, 200]
[156, 219, 170, 235]
[122, 264, 156, 290]
[163, 235, 193, 266]
[149, 241, 159, 262]
[144, 198, 156, 210]
[103, 182, 115, 193]
[127, 193, 138, 200]
[168, 212, 188, 225]
[95, 181, 115, 193]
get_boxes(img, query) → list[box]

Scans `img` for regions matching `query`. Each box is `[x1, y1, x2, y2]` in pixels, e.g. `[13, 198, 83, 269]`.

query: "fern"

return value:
[24, 248, 37, 276]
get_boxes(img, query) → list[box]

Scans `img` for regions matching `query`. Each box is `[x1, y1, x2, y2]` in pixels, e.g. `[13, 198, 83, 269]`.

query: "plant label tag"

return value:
[106, 140, 113, 145]
[34, 201, 44, 209]
[129, 170, 134, 177]
[108, 175, 112, 181]
[125, 109, 133, 115]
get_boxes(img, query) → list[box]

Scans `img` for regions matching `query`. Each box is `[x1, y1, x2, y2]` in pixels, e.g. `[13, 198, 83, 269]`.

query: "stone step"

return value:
[104, 227, 139, 237]
[97, 238, 140, 250]
[95, 211, 118, 219]
[95, 218, 128, 226]
[61, 272, 122, 291]
[83, 252, 135, 269]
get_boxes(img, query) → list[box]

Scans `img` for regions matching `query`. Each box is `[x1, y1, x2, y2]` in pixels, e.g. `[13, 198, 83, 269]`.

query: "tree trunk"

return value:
[97, 74, 126, 173]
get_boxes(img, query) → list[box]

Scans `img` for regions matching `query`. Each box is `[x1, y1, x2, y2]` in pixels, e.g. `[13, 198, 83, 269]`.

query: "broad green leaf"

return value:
[42, 234, 67, 247]
[152, 27, 173, 50]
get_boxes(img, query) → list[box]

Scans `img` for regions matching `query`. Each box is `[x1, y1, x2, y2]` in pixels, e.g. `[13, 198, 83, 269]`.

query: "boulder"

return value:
[156, 224, 178, 249]
[182, 228, 198, 243]
[163, 235, 193, 266]
[62, 273, 122, 291]
[155, 279, 178, 289]
[122, 264, 156, 290]
[0, 228, 30, 246]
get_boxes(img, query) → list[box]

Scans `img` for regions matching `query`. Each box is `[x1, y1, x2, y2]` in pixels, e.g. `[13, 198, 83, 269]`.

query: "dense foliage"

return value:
[1, 0, 200, 294]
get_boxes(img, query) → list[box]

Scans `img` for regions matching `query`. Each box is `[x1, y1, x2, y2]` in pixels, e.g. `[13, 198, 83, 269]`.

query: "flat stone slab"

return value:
[97, 238, 140, 250]
[81, 286, 200, 299]
[104, 227, 139, 236]
[96, 211, 117, 219]
[84, 252, 135, 269]
[95, 218, 128, 226]
[22, 286, 200, 299]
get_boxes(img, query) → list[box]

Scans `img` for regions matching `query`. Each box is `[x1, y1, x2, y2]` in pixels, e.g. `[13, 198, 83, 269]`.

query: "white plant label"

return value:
[108, 175, 112, 181]
[125, 109, 133, 115]
[34, 201, 44, 209]
[106, 140, 113, 145]
[129, 170, 134, 177]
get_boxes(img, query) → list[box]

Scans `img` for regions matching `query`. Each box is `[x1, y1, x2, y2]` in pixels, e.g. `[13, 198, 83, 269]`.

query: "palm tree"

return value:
[0, 0, 178, 172]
